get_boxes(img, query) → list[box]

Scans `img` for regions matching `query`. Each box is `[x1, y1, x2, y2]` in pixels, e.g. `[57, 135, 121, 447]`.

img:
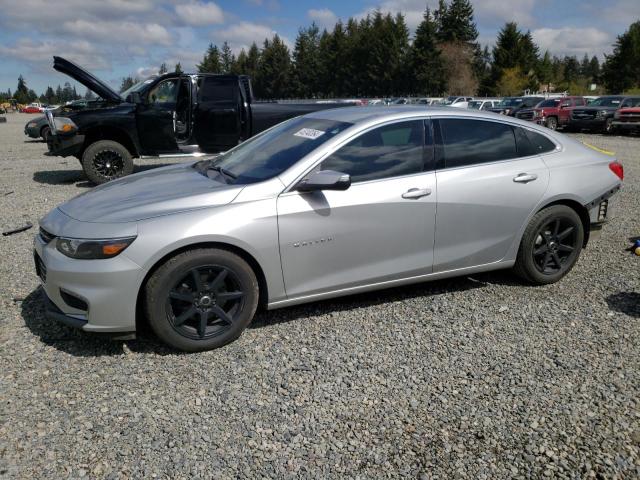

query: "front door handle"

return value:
[513, 173, 538, 183]
[402, 188, 431, 199]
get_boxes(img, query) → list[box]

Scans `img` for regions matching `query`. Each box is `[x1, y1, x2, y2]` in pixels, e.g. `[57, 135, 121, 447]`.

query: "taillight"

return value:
[609, 161, 624, 180]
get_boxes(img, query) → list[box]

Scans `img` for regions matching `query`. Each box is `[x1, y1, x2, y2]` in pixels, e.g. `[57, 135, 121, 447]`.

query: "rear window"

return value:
[439, 119, 517, 168]
[514, 127, 557, 156]
[199, 77, 236, 104]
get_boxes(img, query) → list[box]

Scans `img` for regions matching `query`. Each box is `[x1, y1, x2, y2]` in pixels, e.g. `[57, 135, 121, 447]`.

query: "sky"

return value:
[0, 0, 638, 95]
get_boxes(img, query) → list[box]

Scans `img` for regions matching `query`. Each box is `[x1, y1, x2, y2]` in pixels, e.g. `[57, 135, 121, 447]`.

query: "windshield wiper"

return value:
[207, 165, 237, 182]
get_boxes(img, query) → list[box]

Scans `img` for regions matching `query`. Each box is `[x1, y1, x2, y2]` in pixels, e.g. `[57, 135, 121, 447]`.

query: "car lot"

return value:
[0, 112, 639, 478]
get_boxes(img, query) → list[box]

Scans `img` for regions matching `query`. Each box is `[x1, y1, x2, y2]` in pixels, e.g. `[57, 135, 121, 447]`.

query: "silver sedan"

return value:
[34, 106, 623, 351]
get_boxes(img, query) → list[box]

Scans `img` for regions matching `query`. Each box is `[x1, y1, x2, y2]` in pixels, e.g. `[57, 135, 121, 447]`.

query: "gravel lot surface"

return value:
[0, 112, 639, 479]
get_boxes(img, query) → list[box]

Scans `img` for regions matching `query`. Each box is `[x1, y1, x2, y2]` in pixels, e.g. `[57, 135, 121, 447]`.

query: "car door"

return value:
[433, 117, 551, 272]
[193, 76, 241, 153]
[277, 119, 437, 298]
[136, 77, 180, 154]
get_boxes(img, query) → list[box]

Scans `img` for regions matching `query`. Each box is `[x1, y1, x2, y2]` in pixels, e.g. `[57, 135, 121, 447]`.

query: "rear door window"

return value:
[514, 127, 557, 156]
[437, 119, 517, 168]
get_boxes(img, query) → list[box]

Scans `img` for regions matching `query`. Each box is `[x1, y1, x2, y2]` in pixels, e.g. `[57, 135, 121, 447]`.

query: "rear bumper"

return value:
[46, 133, 85, 157]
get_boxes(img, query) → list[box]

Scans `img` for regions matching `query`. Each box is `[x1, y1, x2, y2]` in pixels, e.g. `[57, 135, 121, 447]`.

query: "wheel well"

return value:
[537, 199, 590, 247]
[82, 126, 138, 158]
[135, 242, 269, 333]
[40, 124, 50, 135]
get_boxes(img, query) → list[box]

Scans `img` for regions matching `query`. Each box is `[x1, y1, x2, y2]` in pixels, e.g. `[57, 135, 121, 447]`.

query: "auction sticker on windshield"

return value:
[294, 128, 325, 140]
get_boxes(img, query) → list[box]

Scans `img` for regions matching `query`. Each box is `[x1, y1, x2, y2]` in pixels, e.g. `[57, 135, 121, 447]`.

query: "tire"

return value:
[603, 118, 614, 134]
[81, 140, 133, 185]
[514, 205, 584, 285]
[145, 248, 259, 352]
[40, 126, 51, 142]
[545, 117, 558, 131]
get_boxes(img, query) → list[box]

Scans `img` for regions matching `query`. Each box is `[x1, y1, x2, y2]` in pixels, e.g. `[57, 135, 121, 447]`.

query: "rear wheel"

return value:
[81, 140, 133, 184]
[514, 205, 584, 285]
[545, 117, 558, 130]
[145, 248, 259, 352]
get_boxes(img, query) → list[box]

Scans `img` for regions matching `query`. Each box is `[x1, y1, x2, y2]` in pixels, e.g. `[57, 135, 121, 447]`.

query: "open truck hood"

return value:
[53, 56, 122, 103]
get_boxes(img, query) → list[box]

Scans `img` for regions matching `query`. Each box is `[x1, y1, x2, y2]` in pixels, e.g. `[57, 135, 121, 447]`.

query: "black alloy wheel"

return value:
[545, 117, 558, 130]
[167, 265, 245, 340]
[93, 149, 125, 179]
[531, 217, 578, 275]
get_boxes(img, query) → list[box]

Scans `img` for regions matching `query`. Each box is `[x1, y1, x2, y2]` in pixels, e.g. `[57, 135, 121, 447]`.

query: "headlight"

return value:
[533, 110, 541, 118]
[56, 236, 136, 259]
[596, 110, 607, 118]
[53, 117, 78, 134]
[27, 122, 37, 128]
[614, 111, 620, 119]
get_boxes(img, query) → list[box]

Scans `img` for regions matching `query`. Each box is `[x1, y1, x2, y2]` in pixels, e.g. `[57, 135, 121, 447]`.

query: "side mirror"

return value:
[296, 170, 351, 192]
[560, 103, 570, 109]
[127, 92, 143, 104]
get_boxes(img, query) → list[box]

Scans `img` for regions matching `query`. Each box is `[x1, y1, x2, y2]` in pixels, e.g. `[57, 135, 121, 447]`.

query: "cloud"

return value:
[0, 38, 109, 72]
[212, 21, 291, 51]
[472, 0, 537, 29]
[62, 20, 173, 46]
[175, 1, 224, 26]
[532, 27, 614, 57]
[308, 8, 338, 28]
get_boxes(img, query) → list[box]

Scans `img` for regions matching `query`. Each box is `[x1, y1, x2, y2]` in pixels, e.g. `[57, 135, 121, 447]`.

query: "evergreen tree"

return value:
[159, 63, 168, 74]
[602, 20, 640, 93]
[587, 56, 600, 83]
[256, 35, 292, 99]
[291, 23, 321, 97]
[231, 49, 248, 75]
[537, 51, 553, 91]
[174, 62, 183, 74]
[84, 88, 95, 100]
[489, 22, 540, 94]
[437, 0, 478, 43]
[44, 86, 56, 104]
[119, 76, 137, 93]
[220, 41, 235, 73]
[15, 75, 30, 104]
[55, 85, 63, 102]
[563, 56, 580, 84]
[410, 8, 446, 95]
[197, 43, 222, 73]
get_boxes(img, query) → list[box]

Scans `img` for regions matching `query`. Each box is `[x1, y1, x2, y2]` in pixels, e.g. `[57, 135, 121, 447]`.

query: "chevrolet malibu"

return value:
[35, 107, 623, 351]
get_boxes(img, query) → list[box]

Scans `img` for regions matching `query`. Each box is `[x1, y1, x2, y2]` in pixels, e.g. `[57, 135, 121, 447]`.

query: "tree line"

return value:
[0, 74, 94, 105]
[3, 0, 639, 103]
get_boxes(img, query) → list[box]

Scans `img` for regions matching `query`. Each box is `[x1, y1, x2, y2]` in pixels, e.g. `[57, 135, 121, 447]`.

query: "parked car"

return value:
[440, 96, 473, 108]
[488, 96, 545, 116]
[35, 106, 623, 351]
[569, 95, 640, 133]
[45, 56, 356, 184]
[25, 99, 102, 141]
[467, 99, 500, 111]
[612, 102, 640, 134]
[21, 102, 45, 113]
[516, 96, 587, 130]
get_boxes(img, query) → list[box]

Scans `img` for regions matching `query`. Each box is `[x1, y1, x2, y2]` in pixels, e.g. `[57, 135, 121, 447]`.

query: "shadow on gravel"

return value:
[250, 270, 518, 329]
[21, 287, 177, 357]
[606, 292, 640, 318]
[21, 270, 521, 355]
[33, 163, 178, 187]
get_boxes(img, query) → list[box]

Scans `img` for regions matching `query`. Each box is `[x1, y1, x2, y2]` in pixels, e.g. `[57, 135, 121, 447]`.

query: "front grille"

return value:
[39, 227, 57, 244]
[34, 252, 47, 282]
[516, 110, 534, 121]
[572, 110, 597, 120]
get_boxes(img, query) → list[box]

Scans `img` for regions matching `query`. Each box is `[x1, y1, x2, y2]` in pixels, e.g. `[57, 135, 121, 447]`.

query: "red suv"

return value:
[516, 96, 586, 130]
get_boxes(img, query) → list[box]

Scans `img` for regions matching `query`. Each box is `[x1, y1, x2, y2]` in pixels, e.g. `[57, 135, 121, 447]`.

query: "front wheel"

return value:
[41, 126, 51, 142]
[81, 140, 133, 184]
[545, 117, 558, 130]
[514, 205, 584, 285]
[145, 248, 259, 352]
[603, 118, 614, 134]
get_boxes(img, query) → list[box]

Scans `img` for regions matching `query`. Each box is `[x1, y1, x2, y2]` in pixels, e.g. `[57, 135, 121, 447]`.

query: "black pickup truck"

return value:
[46, 57, 356, 184]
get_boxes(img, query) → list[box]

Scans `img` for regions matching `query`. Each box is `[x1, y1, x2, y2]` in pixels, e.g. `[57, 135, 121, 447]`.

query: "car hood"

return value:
[53, 56, 121, 103]
[59, 162, 244, 223]
[619, 107, 640, 113]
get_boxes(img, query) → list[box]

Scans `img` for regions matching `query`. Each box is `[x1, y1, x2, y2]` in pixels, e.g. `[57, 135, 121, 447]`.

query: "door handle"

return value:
[402, 188, 431, 199]
[513, 173, 538, 183]
[172, 111, 176, 133]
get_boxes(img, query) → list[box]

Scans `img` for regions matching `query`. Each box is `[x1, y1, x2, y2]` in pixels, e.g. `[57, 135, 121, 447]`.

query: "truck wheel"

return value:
[545, 117, 558, 130]
[603, 118, 614, 135]
[82, 140, 133, 185]
[40, 126, 51, 142]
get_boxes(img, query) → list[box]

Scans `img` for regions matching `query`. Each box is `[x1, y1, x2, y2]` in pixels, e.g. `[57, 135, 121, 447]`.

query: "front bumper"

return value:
[568, 118, 607, 130]
[34, 231, 142, 333]
[24, 124, 40, 138]
[46, 133, 85, 157]
[611, 121, 640, 130]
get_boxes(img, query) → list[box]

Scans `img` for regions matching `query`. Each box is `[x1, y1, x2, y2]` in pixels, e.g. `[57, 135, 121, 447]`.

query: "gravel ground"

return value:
[0, 112, 639, 479]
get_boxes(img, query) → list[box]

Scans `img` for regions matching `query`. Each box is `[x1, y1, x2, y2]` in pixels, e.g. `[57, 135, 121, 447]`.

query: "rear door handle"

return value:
[402, 188, 431, 199]
[513, 173, 538, 183]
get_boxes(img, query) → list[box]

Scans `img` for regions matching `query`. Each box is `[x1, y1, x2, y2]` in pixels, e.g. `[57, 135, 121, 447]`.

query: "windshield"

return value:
[441, 96, 460, 105]
[468, 100, 483, 109]
[589, 97, 622, 107]
[538, 99, 560, 108]
[120, 76, 158, 98]
[497, 98, 523, 107]
[201, 117, 353, 185]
